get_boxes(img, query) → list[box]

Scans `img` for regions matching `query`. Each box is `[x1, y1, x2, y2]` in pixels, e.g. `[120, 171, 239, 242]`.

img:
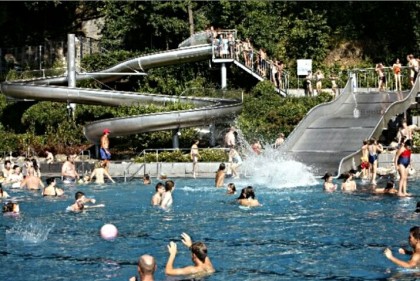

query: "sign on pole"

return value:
[297, 59, 312, 76]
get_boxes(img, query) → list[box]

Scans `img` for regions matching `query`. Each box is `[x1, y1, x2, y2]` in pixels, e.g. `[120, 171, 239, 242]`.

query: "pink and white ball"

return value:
[100, 224, 118, 240]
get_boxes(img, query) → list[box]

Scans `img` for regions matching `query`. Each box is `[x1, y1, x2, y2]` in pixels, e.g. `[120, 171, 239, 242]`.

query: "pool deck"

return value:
[21, 151, 420, 180]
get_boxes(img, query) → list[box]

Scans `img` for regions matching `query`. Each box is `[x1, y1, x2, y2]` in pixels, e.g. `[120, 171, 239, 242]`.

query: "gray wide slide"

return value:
[1, 42, 242, 144]
[281, 76, 420, 176]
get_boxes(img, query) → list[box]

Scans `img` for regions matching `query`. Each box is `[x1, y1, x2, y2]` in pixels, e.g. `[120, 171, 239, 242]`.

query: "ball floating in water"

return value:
[100, 224, 118, 240]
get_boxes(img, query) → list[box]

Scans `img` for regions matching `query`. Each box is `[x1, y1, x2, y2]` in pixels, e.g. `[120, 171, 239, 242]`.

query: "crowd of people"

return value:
[206, 27, 286, 91]
[374, 54, 419, 92]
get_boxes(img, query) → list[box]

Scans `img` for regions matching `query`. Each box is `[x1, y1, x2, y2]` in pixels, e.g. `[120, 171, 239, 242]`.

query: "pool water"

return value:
[1, 177, 419, 281]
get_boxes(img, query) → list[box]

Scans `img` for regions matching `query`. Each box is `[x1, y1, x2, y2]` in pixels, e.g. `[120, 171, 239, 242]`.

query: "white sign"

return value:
[297, 59, 312, 76]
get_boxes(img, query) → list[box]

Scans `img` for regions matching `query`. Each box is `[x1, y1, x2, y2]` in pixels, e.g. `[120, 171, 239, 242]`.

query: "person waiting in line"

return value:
[368, 138, 383, 186]
[394, 139, 412, 197]
[151, 182, 165, 206]
[224, 126, 236, 148]
[330, 74, 339, 98]
[375, 63, 386, 92]
[226, 183, 236, 195]
[407, 54, 419, 87]
[42, 177, 64, 197]
[165, 232, 215, 277]
[237, 186, 261, 207]
[372, 181, 398, 195]
[89, 161, 115, 184]
[384, 226, 420, 268]
[393, 58, 402, 91]
[129, 254, 157, 281]
[314, 70, 324, 95]
[322, 172, 337, 192]
[215, 163, 226, 188]
[160, 180, 175, 209]
[397, 119, 413, 143]
[304, 70, 313, 96]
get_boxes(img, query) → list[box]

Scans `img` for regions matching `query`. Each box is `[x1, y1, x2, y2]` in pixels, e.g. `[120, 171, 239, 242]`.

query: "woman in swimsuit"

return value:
[393, 58, 402, 91]
[322, 172, 336, 192]
[394, 139, 412, 197]
[42, 177, 64, 197]
[368, 138, 383, 185]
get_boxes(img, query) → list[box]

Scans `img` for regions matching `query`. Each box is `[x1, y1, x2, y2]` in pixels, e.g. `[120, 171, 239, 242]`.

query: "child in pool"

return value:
[2, 201, 19, 214]
[67, 191, 99, 212]
[384, 226, 420, 268]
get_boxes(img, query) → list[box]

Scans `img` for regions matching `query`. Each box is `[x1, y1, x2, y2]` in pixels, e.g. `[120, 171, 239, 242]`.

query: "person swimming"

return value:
[322, 172, 337, 192]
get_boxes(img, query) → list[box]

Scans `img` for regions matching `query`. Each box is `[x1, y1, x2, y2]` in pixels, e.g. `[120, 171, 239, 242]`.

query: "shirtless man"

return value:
[45, 150, 54, 164]
[61, 155, 79, 183]
[42, 177, 64, 197]
[165, 232, 214, 277]
[2, 160, 12, 178]
[407, 54, 419, 87]
[20, 167, 44, 190]
[274, 133, 285, 148]
[384, 226, 420, 268]
[100, 128, 111, 169]
[190, 140, 200, 178]
[89, 161, 115, 184]
[129, 254, 157, 281]
[224, 127, 236, 148]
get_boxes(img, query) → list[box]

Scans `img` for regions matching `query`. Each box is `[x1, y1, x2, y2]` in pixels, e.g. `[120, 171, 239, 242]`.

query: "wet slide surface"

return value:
[283, 88, 418, 176]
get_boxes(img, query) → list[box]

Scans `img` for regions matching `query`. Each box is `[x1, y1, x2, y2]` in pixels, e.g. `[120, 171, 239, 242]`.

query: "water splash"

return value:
[6, 219, 54, 244]
[233, 128, 318, 188]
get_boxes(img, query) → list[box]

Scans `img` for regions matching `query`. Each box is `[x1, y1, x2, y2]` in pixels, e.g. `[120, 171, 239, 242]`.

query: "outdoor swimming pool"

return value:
[1, 175, 419, 281]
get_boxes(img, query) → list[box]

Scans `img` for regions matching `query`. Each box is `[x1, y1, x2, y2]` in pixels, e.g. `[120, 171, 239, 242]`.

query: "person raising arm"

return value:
[165, 232, 214, 277]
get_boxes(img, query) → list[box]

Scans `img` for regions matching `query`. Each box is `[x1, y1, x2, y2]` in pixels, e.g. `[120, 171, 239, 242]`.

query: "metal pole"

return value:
[67, 34, 76, 120]
[221, 63, 227, 89]
[39, 45, 43, 70]
[209, 122, 216, 147]
[172, 128, 180, 149]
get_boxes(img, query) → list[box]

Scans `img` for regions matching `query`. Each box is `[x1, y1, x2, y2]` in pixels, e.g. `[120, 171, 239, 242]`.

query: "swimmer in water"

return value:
[226, 183, 236, 195]
[165, 232, 215, 277]
[160, 180, 175, 209]
[237, 186, 261, 207]
[68, 191, 98, 212]
[2, 201, 19, 214]
[151, 182, 165, 206]
[42, 177, 64, 197]
[322, 172, 337, 192]
[384, 226, 420, 268]
[215, 163, 226, 188]
[372, 181, 398, 195]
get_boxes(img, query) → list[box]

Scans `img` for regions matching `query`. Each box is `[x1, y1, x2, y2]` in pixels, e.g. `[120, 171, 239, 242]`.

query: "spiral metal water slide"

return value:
[0, 43, 242, 144]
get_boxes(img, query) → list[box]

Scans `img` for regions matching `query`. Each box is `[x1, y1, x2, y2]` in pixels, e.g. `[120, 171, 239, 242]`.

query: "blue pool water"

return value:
[1, 176, 419, 281]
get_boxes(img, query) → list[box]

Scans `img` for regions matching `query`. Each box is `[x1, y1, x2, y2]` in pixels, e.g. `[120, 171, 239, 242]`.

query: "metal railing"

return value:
[351, 66, 411, 92]
[123, 147, 229, 181]
[338, 74, 420, 175]
[210, 29, 289, 95]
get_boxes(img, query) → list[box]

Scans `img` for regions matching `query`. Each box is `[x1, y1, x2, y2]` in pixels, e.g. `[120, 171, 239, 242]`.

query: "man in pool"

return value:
[61, 155, 79, 183]
[67, 191, 97, 212]
[129, 254, 156, 281]
[384, 226, 420, 268]
[100, 128, 111, 170]
[165, 232, 215, 277]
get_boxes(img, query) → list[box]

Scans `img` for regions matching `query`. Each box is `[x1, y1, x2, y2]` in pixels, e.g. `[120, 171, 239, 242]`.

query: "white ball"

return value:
[100, 224, 118, 240]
